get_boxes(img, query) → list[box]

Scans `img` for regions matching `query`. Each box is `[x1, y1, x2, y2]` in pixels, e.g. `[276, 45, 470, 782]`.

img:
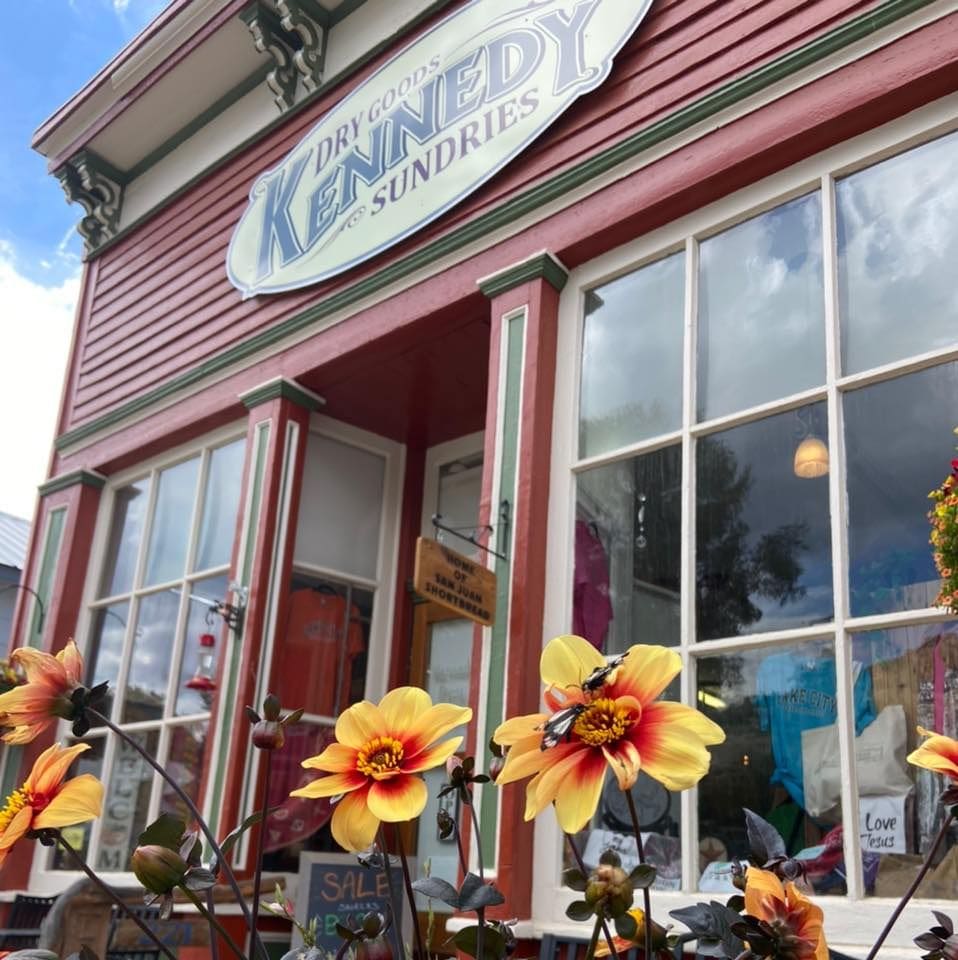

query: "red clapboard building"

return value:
[5, 0, 958, 955]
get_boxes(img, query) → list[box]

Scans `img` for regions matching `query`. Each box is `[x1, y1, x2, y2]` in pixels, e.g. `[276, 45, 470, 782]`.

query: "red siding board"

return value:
[67, 0, 890, 432]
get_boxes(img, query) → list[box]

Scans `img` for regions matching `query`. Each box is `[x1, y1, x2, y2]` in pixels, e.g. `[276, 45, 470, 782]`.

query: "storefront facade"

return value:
[6, 0, 958, 954]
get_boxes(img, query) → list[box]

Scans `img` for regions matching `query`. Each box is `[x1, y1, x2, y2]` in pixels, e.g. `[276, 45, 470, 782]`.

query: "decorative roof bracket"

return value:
[241, 0, 327, 113]
[54, 150, 125, 255]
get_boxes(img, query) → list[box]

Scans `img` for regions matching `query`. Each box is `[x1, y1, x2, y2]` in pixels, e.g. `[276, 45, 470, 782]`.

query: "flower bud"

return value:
[252, 719, 285, 750]
[488, 754, 505, 782]
[132, 845, 189, 895]
[355, 938, 393, 960]
[446, 756, 463, 779]
[584, 863, 633, 916]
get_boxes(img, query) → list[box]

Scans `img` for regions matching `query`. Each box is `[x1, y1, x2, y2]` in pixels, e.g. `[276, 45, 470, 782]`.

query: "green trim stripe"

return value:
[0, 746, 23, 802]
[55, 0, 937, 454]
[480, 311, 525, 868]
[207, 422, 268, 835]
[29, 508, 66, 648]
[240, 377, 325, 411]
[39, 469, 106, 496]
[479, 251, 569, 298]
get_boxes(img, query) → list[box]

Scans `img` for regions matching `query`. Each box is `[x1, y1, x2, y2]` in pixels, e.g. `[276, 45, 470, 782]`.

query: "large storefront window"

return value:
[561, 126, 958, 906]
[53, 435, 245, 872]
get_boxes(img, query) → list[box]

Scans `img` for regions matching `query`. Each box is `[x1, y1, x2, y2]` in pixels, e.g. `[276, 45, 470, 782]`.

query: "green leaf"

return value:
[565, 901, 594, 923]
[450, 924, 506, 960]
[629, 864, 657, 888]
[599, 849, 622, 867]
[8, 952, 62, 960]
[614, 912, 638, 940]
[411, 876, 460, 908]
[209, 806, 282, 875]
[282, 707, 305, 726]
[458, 873, 505, 911]
[138, 813, 188, 851]
[562, 868, 588, 892]
[335, 923, 357, 941]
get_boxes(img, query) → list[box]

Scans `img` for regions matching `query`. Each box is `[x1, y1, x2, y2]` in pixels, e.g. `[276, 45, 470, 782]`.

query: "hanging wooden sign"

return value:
[414, 537, 497, 626]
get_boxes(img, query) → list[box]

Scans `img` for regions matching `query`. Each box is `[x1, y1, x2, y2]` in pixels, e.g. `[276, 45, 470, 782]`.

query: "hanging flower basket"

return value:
[929, 430, 958, 614]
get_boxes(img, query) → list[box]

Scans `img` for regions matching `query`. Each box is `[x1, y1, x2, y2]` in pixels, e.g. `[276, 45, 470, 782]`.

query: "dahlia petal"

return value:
[335, 701, 386, 749]
[403, 736, 462, 774]
[57, 641, 84, 685]
[0, 805, 33, 850]
[10, 647, 67, 689]
[523, 770, 545, 821]
[530, 744, 597, 820]
[32, 774, 103, 829]
[607, 645, 682, 706]
[551, 749, 607, 834]
[907, 728, 958, 780]
[642, 701, 725, 746]
[629, 707, 715, 791]
[498, 736, 581, 786]
[493, 713, 548, 746]
[602, 738, 641, 791]
[25, 742, 90, 796]
[290, 770, 367, 799]
[330, 786, 379, 852]
[1, 716, 55, 746]
[403, 703, 472, 757]
[540, 635, 605, 691]
[744, 867, 785, 918]
[367, 774, 428, 823]
[302, 742, 357, 773]
[380, 687, 432, 734]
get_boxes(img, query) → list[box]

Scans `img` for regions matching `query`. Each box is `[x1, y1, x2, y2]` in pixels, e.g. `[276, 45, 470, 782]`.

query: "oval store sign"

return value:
[227, 0, 652, 298]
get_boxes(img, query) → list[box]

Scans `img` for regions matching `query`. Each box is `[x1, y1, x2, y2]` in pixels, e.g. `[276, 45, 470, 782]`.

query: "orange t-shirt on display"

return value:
[282, 589, 365, 717]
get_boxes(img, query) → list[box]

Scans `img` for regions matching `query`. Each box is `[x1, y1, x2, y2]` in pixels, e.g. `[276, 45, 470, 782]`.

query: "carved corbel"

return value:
[55, 150, 125, 254]
[242, 2, 299, 112]
[276, 0, 327, 95]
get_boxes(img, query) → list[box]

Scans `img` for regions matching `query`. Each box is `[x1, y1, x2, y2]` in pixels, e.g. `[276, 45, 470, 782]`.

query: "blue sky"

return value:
[0, 0, 169, 521]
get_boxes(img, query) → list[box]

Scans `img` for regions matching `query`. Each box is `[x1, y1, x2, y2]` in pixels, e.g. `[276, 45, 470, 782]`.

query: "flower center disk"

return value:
[356, 736, 404, 776]
[572, 698, 634, 747]
[0, 785, 29, 832]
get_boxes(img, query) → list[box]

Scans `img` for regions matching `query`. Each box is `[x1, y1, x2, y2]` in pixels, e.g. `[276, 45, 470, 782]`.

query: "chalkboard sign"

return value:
[295, 852, 410, 956]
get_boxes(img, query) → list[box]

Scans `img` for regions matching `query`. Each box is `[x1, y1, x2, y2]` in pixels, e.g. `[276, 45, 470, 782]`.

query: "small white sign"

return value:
[859, 795, 907, 853]
[227, 0, 653, 297]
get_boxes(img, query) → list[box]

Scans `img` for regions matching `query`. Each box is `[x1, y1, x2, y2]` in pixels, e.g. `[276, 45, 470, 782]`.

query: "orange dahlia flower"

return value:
[744, 867, 827, 960]
[0, 742, 103, 867]
[907, 727, 958, 781]
[594, 908, 671, 958]
[0, 641, 84, 744]
[290, 687, 472, 851]
[493, 635, 724, 834]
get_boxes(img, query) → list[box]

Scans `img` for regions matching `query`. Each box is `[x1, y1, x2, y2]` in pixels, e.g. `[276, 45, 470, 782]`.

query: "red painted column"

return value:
[212, 378, 321, 873]
[471, 252, 567, 920]
[1, 470, 105, 889]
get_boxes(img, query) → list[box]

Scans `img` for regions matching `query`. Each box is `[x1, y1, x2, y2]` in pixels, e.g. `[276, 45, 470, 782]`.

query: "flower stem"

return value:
[377, 827, 406, 959]
[468, 800, 486, 960]
[864, 810, 955, 960]
[89, 707, 266, 960]
[395, 824, 428, 960]
[250, 748, 273, 958]
[206, 889, 222, 960]
[53, 831, 177, 960]
[624, 788, 653, 960]
[584, 915, 603, 960]
[565, 834, 619, 960]
[180, 885, 249, 960]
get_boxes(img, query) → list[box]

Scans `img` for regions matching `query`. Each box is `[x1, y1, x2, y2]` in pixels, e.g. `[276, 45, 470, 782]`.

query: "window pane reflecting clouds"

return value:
[845, 363, 958, 616]
[196, 440, 245, 571]
[175, 574, 229, 717]
[696, 404, 833, 640]
[698, 193, 825, 421]
[122, 590, 181, 724]
[579, 252, 685, 458]
[145, 457, 200, 586]
[98, 482, 148, 598]
[838, 130, 958, 374]
[575, 445, 681, 650]
[162, 722, 208, 823]
[87, 602, 128, 723]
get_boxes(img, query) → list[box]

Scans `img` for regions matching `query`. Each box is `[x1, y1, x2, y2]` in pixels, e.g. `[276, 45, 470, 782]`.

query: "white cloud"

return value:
[0, 242, 80, 520]
[113, 0, 131, 12]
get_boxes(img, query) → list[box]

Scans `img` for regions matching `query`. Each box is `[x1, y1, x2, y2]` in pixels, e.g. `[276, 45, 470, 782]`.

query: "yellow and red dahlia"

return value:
[907, 727, 958, 781]
[744, 867, 828, 960]
[0, 742, 103, 867]
[0, 641, 85, 745]
[594, 908, 671, 959]
[290, 687, 472, 851]
[493, 635, 724, 834]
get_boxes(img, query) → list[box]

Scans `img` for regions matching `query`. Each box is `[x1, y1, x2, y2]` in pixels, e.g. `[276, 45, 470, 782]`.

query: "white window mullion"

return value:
[147, 723, 173, 825]
[822, 171, 863, 900]
[679, 235, 699, 891]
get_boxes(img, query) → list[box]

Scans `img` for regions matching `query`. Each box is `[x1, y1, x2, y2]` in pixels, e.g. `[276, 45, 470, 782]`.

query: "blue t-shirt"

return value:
[756, 652, 875, 809]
